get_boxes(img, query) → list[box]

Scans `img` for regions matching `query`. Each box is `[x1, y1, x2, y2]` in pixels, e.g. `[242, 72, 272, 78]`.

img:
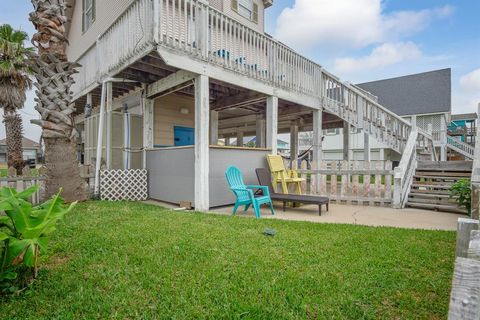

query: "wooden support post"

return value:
[194, 75, 210, 211]
[448, 257, 480, 319]
[256, 115, 266, 148]
[456, 218, 480, 258]
[210, 110, 218, 145]
[290, 122, 299, 169]
[343, 121, 350, 161]
[411, 115, 417, 130]
[106, 82, 113, 169]
[440, 114, 447, 161]
[313, 109, 323, 194]
[224, 137, 230, 146]
[236, 131, 244, 147]
[364, 131, 371, 162]
[266, 96, 278, 154]
[142, 86, 154, 169]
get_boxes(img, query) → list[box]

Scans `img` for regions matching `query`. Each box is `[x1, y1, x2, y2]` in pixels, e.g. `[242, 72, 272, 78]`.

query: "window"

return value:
[232, 0, 258, 23]
[82, 0, 95, 32]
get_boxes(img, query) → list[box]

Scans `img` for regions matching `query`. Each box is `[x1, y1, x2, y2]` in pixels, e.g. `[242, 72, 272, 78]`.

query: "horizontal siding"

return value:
[222, 0, 264, 33]
[67, 0, 134, 61]
[154, 94, 195, 146]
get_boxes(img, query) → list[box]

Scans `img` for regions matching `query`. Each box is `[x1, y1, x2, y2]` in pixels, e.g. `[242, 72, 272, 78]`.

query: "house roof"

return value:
[0, 137, 40, 149]
[452, 113, 478, 121]
[356, 68, 451, 116]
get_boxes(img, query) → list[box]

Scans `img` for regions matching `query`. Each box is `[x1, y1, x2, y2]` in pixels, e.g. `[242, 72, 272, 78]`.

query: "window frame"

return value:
[82, 0, 96, 33]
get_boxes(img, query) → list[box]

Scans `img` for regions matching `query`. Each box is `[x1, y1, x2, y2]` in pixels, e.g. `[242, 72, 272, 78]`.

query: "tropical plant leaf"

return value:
[0, 231, 9, 241]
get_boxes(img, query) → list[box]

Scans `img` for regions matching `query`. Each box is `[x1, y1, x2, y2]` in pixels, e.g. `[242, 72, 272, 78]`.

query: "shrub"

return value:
[0, 186, 76, 293]
[450, 179, 472, 216]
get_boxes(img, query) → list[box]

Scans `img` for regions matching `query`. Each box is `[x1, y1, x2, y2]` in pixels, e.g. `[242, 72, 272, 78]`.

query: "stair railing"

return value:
[471, 112, 480, 218]
[393, 130, 418, 209]
[447, 136, 475, 159]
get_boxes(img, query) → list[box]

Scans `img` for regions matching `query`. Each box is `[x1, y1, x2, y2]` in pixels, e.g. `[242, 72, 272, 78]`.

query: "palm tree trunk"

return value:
[29, 0, 87, 202]
[3, 109, 24, 175]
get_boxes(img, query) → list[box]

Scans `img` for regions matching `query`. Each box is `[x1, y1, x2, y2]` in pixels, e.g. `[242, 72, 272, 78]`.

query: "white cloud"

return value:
[460, 68, 480, 92]
[334, 42, 422, 73]
[274, 0, 454, 51]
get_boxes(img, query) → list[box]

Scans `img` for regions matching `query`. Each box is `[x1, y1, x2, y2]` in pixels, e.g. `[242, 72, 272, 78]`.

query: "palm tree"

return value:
[0, 24, 33, 175]
[29, 0, 86, 202]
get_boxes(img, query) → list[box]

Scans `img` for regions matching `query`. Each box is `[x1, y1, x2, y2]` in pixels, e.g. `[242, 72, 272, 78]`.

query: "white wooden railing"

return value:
[393, 130, 418, 208]
[447, 136, 475, 159]
[297, 160, 394, 206]
[71, 0, 434, 155]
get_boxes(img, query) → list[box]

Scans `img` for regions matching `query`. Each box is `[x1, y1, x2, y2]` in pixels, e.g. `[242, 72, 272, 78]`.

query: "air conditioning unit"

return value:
[264, 0, 273, 8]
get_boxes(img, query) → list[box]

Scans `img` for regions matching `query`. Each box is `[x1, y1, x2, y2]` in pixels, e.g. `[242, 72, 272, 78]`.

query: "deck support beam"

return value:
[364, 131, 371, 162]
[142, 85, 154, 168]
[210, 110, 219, 145]
[313, 109, 323, 194]
[343, 121, 350, 161]
[236, 131, 244, 147]
[256, 115, 265, 148]
[146, 70, 195, 99]
[290, 122, 299, 169]
[194, 74, 210, 211]
[106, 82, 113, 169]
[266, 96, 278, 154]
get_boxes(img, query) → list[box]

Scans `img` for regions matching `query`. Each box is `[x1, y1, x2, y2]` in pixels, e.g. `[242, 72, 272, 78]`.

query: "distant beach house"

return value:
[0, 137, 40, 166]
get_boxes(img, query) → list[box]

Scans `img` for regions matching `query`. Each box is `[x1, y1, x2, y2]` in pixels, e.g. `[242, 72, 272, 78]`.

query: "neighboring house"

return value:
[67, 0, 438, 210]
[0, 137, 40, 165]
[449, 113, 478, 145]
[299, 69, 453, 161]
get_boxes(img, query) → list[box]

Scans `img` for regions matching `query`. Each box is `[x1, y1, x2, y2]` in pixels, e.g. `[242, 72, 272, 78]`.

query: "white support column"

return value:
[210, 110, 219, 145]
[364, 131, 371, 162]
[236, 131, 244, 147]
[411, 115, 417, 130]
[313, 109, 323, 164]
[256, 115, 265, 148]
[94, 82, 107, 197]
[142, 87, 154, 169]
[106, 82, 113, 169]
[194, 74, 210, 211]
[313, 109, 323, 194]
[266, 96, 278, 154]
[343, 121, 350, 161]
[290, 122, 299, 169]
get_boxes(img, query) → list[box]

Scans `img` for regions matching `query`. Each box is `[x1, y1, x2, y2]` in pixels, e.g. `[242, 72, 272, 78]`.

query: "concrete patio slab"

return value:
[143, 200, 466, 231]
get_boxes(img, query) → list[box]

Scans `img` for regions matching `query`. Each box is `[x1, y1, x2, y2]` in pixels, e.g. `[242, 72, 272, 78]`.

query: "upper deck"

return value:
[69, 0, 437, 154]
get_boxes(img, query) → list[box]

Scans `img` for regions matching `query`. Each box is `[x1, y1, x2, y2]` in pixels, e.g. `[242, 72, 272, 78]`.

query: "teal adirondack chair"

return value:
[225, 166, 275, 219]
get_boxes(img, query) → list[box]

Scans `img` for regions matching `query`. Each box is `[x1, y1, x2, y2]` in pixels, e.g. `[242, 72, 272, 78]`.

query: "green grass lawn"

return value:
[0, 202, 455, 319]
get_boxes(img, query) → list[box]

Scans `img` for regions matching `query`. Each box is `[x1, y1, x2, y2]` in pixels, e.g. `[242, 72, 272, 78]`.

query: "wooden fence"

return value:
[297, 160, 394, 206]
[0, 167, 45, 204]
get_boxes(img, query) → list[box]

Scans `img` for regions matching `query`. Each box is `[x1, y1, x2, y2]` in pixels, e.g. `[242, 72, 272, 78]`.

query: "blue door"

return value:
[174, 126, 195, 146]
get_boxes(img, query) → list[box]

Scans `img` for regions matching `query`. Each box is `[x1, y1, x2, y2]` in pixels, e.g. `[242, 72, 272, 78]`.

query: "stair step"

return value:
[407, 196, 457, 205]
[408, 192, 454, 199]
[413, 175, 464, 181]
[414, 171, 471, 178]
[412, 181, 452, 190]
[406, 202, 467, 214]
[409, 188, 451, 195]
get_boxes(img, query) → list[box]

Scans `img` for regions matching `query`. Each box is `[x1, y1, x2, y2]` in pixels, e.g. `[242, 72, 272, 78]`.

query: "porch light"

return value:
[180, 107, 189, 115]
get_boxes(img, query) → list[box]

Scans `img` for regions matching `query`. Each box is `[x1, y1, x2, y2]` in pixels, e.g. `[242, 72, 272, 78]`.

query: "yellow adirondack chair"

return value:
[266, 155, 305, 194]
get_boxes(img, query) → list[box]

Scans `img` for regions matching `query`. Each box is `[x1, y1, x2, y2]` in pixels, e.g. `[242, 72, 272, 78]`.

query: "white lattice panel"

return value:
[100, 169, 148, 201]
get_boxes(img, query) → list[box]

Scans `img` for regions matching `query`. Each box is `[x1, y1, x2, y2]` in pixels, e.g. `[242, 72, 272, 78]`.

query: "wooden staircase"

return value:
[406, 161, 472, 214]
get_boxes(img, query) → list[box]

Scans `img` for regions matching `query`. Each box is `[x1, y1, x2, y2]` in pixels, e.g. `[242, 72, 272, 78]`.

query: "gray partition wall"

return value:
[146, 146, 270, 207]
[146, 147, 195, 205]
[209, 147, 270, 207]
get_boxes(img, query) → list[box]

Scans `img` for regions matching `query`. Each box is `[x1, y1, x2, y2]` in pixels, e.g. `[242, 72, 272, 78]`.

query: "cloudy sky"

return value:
[1, 0, 480, 142]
